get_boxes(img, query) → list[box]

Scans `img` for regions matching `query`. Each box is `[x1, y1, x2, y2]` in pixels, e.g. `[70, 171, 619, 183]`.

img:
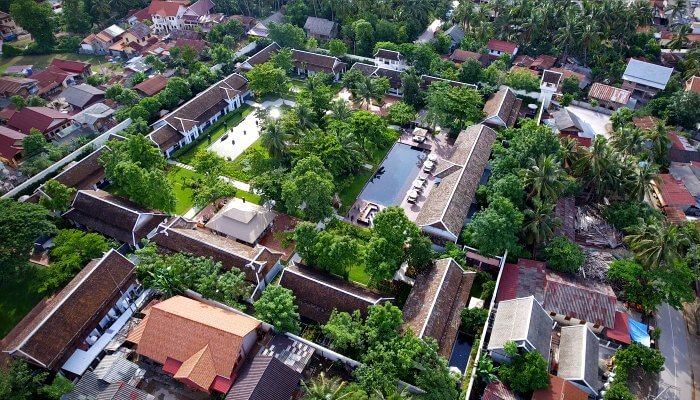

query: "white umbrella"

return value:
[407, 190, 419, 198]
[413, 180, 423, 188]
[428, 153, 438, 161]
[424, 160, 434, 168]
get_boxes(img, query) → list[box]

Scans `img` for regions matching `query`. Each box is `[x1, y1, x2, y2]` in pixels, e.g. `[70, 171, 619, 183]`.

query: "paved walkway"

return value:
[657, 303, 692, 400]
[416, 19, 442, 43]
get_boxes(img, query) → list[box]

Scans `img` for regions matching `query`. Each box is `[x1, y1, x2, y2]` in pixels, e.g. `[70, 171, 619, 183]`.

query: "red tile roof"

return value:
[532, 375, 589, 400]
[49, 58, 91, 75]
[632, 115, 658, 130]
[657, 174, 696, 208]
[0, 126, 26, 162]
[605, 311, 631, 345]
[134, 74, 169, 96]
[664, 206, 688, 224]
[483, 381, 517, 400]
[668, 131, 687, 151]
[487, 39, 518, 54]
[148, 0, 186, 17]
[8, 107, 72, 135]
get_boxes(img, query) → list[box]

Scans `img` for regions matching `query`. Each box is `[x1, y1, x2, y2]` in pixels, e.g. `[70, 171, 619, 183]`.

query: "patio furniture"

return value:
[428, 153, 438, 162]
[357, 202, 379, 225]
[407, 189, 419, 203]
[412, 127, 428, 143]
[423, 160, 434, 172]
[413, 179, 424, 189]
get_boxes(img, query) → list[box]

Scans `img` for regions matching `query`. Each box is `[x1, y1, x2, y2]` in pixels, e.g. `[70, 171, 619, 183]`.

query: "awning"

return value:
[630, 319, 651, 347]
[163, 357, 183, 375]
[606, 311, 631, 344]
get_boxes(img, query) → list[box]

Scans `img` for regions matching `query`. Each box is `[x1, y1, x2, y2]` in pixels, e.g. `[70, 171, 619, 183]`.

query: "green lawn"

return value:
[348, 264, 371, 286]
[235, 189, 262, 204]
[166, 165, 198, 215]
[222, 137, 267, 182]
[175, 105, 254, 165]
[0, 266, 46, 337]
[0, 53, 116, 74]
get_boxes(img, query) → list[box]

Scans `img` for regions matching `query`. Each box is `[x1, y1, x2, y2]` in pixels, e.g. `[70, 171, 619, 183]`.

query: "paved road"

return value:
[415, 19, 442, 43]
[657, 303, 693, 400]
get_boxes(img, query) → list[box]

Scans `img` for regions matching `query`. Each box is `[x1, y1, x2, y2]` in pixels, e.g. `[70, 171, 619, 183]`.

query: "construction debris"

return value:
[576, 206, 623, 248]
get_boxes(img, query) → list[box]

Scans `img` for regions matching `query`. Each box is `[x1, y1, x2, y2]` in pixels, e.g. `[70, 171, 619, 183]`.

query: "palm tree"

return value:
[521, 155, 566, 203]
[260, 120, 289, 158]
[328, 99, 352, 121]
[626, 161, 659, 202]
[301, 373, 352, 400]
[554, 10, 580, 61]
[454, 1, 478, 31]
[625, 221, 690, 270]
[295, 101, 317, 131]
[573, 136, 622, 200]
[669, 24, 691, 51]
[579, 21, 601, 65]
[523, 200, 560, 252]
[352, 76, 388, 110]
[610, 125, 645, 157]
[644, 120, 671, 166]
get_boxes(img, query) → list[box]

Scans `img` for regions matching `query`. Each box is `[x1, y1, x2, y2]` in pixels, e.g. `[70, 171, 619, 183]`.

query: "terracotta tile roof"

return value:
[127, 296, 260, 391]
[554, 197, 576, 242]
[2, 250, 135, 370]
[513, 55, 535, 68]
[483, 87, 522, 128]
[0, 126, 25, 162]
[686, 76, 700, 93]
[8, 106, 72, 135]
[483, 381, 517, 400]
[415, 124, 496, 241]
[449, 49, 482, 63]
[550, 67, 587, 89]
[605, 311, 631, 345]
[487, 39, 518, 54]
[531, 55, 557, 70]
[588, 83, 631, 105]
[544, 271, 617, 328]
[63, 189, 168, 246]
[239, 42, 280, 71]
[402, 258, 476, 357]
[129, 7, 152, 23]
[279, 262, 392, 323]
[49, 58, 91, 75]
[632, 115, 658, 130]
[291, 49, 346, 74]
[541, 70, 562, 85]
[656, 174, 697, 208]
[134, 74, 169, 96]
[226, 355, 301, 400]
[532, 375, 589, 400]
[148, 0, 186, 17]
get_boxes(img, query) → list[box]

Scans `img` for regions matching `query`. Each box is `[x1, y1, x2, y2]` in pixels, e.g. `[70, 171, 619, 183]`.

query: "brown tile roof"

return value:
[531, 55, 557, 70]
[127, 296, 260, 390]
[3, 250, 135, 370]
[632, 115, 658, 130]
[421, 74, 474, 90]
[532, 375, 589, 400]
[32, 66, 76, 95]
[225, 355, 301, 400]
[279, 262, 392, 323]
[544, 270, 617, 328]
[483, 381, 517, 400]
[134, 74, 169, 96]
[350, 63, 402, 89]
[149, 123, 182, 150]
[291, 49, 346, 74]
[51, 146, 107, 190]
[415, 124, 496, 241]
[686, 76, 700, 93]
[588, 83, 631, 105]
[513, 55, 535, 68]
[239, 42, 280, 71]
[374, 48, 403, 61]
[483, 87, 522, 128]
[541, 69, 562, 86]
[63, 189, 168, 246]
[151, 217, 282, 288]
[0, 126, 25, 162]
[449, 49, 483, 63]
[402, 258, 476, 357]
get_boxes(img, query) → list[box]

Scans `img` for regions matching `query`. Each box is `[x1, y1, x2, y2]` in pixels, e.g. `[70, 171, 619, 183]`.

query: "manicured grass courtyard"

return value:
[0, 266, 46, 337]
[223, 137, 267, 182]
[166, 165, 198, 215]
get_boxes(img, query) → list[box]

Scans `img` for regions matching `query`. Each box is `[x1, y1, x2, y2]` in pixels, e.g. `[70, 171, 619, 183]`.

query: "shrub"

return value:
[543, 237, 585, 273]
[2, 44, 23, 57]
[603, 201, 663, 233]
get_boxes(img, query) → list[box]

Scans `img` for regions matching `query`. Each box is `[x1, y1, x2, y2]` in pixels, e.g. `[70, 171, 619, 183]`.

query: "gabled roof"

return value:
[8, 106, 71, 134]
[134, 74, 169, 96]
[49, 58, 91, 74]
[483, 381, 517, 400]
[184, 0, 214, 16]
[3, 250, 135, 370]
[444, 25, 465, 43]
[128, 7, 152, 23]
[421, 74, 475, 89]
[483, 87, 522, 128]
[303, 16, 336, 36]
[291, 49, 346, 74]
[0, 126, 25, 162]
[495, 258, 547, 303]
[239, 42, 280, 71]
[557, 325, 600, 394]
[487, 39, 518, 54]
[588, 83, 631, 105]
[61, 84, 105, 109]
[449, 49, 482, 63]
[63, 189, 168, 246]
[127, 296, 260, 391]
[50, 145, 110, 190]
[279, 262, 392, 323]
[541, 70, 563, 86]
[0, 76, 38, 95]
[656, 173, 697, 208]
[686, 76, 700, 93]
[225, 355, 301, 400]
[487, 296, 553, 360]
[551, 108, 583, 133]
[148, 0, 186, 17]
[415, 124, 496, 241]
[32, 65, 76, 95]
[622, 58, 673, 90]
[205, 197, 276, 244]
[531, 55, 557, 70]
[127, 21, 152, 40]
[350, 62, 402, 88]
[532, 374, 589, 400]
[402, 258, 476, 357]
[374, 48, 403, 61]
[72, 102, 115, 127]
[544, 271, 617, 328]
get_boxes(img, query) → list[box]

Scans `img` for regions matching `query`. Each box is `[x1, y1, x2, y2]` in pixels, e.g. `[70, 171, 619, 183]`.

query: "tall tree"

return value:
[0, 200, 55, 279]
[10, 0, 56, 49]
[62, 0, 91, 33]
[254, 285, 300, 333]
[281, 155, 335, 221]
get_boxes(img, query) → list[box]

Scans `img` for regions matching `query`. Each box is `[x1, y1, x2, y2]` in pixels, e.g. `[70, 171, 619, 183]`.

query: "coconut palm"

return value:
[260, 120, 289, 158]
[610, 125, 645, 157]
[328, 99, 353, 121]
[573, 136, 622, 200]
[301, 373, 352, 400]
[523, 200, 560, 252]
[521, 155, 567, 203]
[352, 76, 389, 110]
[626, 161, 659, 202]
[669, 24, 691, 51]
[625, 221, 690, 270]
[554, 10, 580, 61]
[644, 120, 671, 166]
[295, 101, 317, 131]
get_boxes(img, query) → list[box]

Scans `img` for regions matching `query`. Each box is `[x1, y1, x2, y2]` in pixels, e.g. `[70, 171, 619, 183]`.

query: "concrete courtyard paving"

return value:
[207, 109, 261, 162]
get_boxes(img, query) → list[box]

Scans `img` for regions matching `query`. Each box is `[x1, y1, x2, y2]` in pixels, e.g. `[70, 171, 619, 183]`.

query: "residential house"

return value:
[513, 54, 557, 72]
[482, 87, 522, 128]
[2, 250, 140, 374]
[67, 102, 115, 132]
[549, 66, 590, 90]
[487, 296, 553, 364]
[621, 58, 673, 99]
[204, 197, 276, 246]
[550, 108, 585, 137]
[237, 42, 281, 72]
[652, 173, 698, 213]
[81, 25, 126, 56]
[487, 39, 518, 60]
[415, 124, 497, 244]
[127, 7, 153, 25]
[443, 25, 464, 51]
[539, 70, 562, 108]
[350, 62, 403, 96]
[8, 106, 72, 137]
[279, 261, 393, 323]
[557, 325, 601, 396]
[403, 258, 476, 357]
[225, 354, 302, 400]
[230, 15, 257, 31]
[588, 83, 631, 110]
[0, 126, 25, 167]
[449, 49, 485, 65]
[63, 189, 169, 247]
[685, 76, 700, 94]
[125, 295, 261, 393]
[182, 0, 223, 32]
[151, 217, 284, 300]
[148, 73, 249, 157]
[124, 55, 151, 74]
[303, 16, 338, 40]
[247, 21, 271, 38]
[60, 83, 105, 110]
[374, 49, 406, 70]
[669, 162, 700, 200]
[291, 49, 347, 81]
[134, 74, 169, 96]
[49, 58, 92, 78]
[0, 76, 38, 97]
[149, 0, 189, 33]
[496, 259, 617, 333]
[119, 22, 158, 57]
[31, 65, 77, 97]
[63, 351, 153, 400]
[0, 11, 21, 37]
[42, 145, 111, 192]
[532, 375, 589, 400]
[169, 28, 204, 40]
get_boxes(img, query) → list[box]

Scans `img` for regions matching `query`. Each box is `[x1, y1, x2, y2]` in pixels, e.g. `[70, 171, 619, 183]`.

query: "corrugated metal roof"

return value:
[622, 59, 673, 90]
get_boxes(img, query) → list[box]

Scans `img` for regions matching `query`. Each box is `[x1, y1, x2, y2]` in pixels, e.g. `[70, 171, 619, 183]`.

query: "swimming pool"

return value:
[359, 143, 426, 207]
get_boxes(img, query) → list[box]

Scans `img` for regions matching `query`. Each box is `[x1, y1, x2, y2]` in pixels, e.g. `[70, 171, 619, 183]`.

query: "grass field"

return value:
[223, 137, 267, 182]
[0, 266, 46, 337]
[0, 53, 119, 74]
[165, 165, 198, 215]
[347, 264, 371, 286]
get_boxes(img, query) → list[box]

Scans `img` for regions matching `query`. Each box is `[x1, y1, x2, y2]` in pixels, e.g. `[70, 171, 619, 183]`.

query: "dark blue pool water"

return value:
[449, 332, 473, 372]
[359, 143, 426, 207]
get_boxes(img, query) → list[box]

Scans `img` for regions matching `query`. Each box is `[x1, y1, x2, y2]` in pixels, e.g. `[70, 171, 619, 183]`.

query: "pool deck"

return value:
[347, 131, 456, 225]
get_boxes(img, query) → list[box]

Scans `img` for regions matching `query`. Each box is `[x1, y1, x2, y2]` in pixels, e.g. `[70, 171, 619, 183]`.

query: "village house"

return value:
[0, 76, 38, 97]
[402, 258, 476, 358]
[226, 353, 302, 400]
[148, 0, 190, 33]
[230, 15, 257, 31]
[291, 49, 347, 81]
[588, 82, 632, 110]
[182, 0, 223, 32]
[81, 25, 126, 56]
[38, 144, 112, 193]
[556, 325, 601, 396]
[49, 58, 92, 78]
[204, 197, 276, 246]
[127, 6, 153, 26]
[0, 11, 21, 37]
[549, 108, 591, 146]
[148, 73, 249, 157]
[151, 217, 284, 300]
[513, 54, 557, 73]
[350, 62, 403, 96]
[449, 49, 485, 65]
[125, 295, 261, 393]
[8, 106, 72, 138]
[237, 42, 281, 72]
[63, 189, 169, 247]
[482, 87, 522, 129]
[134, 74, 169, 96]
[64, 102, 115, 133]
[487, 39, 519, 60]
[117, 22, 158, 58]
[415, 124, 496, 244]
[652, 173, 698, 215]
[532, 375, 590, 400]
[0, 126, 25, 167]
[303, 16, 338, 41]
[443, 25, 465, 52]
[374, 49, 406, 70]
[621, 58, 674, 99]
[2, 250, 141, 375]
[487, 296, 553, 363]
[31, 65, 77, 97]
[60, 83, 105, 111]
[279, 261, 393, 323]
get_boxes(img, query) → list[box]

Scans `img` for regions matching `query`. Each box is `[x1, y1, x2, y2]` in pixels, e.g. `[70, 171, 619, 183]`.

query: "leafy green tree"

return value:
[281, 155, 335, 221]
[207, 19, 243, 43]
[246, 61, 289, 97]
[268, 22, 306, 49]
[521, 155, 566, 203]
[0, 200, 55, 279]
[425, 82, 484, 132]
[313, 231, 361, 277]
[561, 76, 582, 97]
[460, 307, 488, 334]
[431, 32, 452, 54]
[459, 59, 483, 84]
[364, 302, 403, 343]
[352, 19, 375, 56]
[603, 201, 662, 233]
[488, 174, 526, 210]
[40, 229, 109, 293]
[38, 374, 74, 400]
[10, 0, 56, 49]
[130, 71, 147, 86]
[0, 360, 48, 400]
[604, 382, 635, 400]
[625, 221, 688, 270]
[505, 69, 541, 91]
[39, 179, 75, 213]
[89, 0, 111, 26]
[386, 101, 416, 126]
[270, 47, 293, 71]
[10, 95, 26, 110]
[323, 309, 364, 351]
[293, 221, 318, 263]
[347, 110, 388, 158]
[667, 91, 700, 130]
[23, 129, 48, 157]
[328, 38, 348, 56]
[462, 196, 524, 258]
[498, 341, 550, 393]
[254, 285, 300, 333]
[411, 44, 439, 75]
[543, 237, 584, 273]
[196, 268, 251, 308]
[400, 69, 423, 108]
